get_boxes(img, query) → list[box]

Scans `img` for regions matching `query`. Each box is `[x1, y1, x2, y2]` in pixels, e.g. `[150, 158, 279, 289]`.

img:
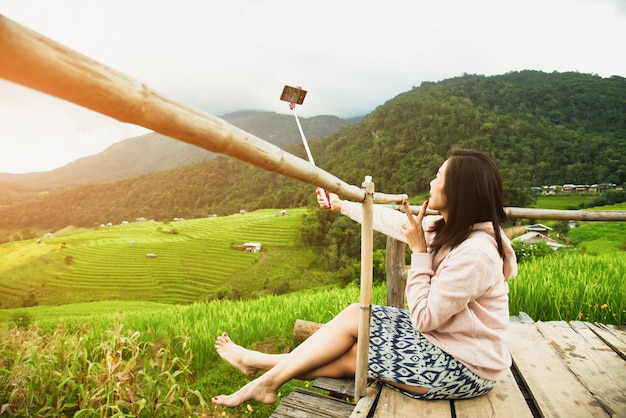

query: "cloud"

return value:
[0, 80, 149, 173]
[1, 0, 624, 173]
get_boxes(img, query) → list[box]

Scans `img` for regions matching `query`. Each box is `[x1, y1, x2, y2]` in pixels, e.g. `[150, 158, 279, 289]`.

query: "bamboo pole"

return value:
[1, 13, 621, 217]
[504, 207, 626, 221]
[355, 176, 374, 398]
[387, 204, 625, 310]
[0, 14, 370, 202]
[398, 205, 626, 222]
[0, 13, 403, 207]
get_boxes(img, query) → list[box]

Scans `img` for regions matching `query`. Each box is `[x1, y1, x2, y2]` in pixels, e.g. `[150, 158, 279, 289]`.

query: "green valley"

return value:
[0, 208, 335, 310]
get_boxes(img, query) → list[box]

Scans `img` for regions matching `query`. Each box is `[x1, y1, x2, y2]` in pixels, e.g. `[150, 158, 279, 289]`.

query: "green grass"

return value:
[2, 245, 624, 416]
[533, 194, 595, 209]
[568, 221, 626, 254]
[0, 301, 171, 332]
[533, 194, 626, 210]
[509, 251, 626, 324]
[527, 196, 625, 253]
[1, 283, 385, 417]
[0, 196, 624, 417]
[0, 208, 337, 309]
[600, 202, 626, 210]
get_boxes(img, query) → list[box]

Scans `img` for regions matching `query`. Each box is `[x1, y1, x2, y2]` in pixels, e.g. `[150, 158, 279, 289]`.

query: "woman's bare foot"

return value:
[215, 333, 260, 377]
[212, 378, 277, 407]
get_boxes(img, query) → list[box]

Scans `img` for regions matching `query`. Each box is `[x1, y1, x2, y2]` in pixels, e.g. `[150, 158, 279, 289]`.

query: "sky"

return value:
[1, 0, 625, 174]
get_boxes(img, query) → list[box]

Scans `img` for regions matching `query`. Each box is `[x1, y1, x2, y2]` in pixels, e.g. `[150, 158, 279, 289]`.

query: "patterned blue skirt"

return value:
[368, 305, 497, 400]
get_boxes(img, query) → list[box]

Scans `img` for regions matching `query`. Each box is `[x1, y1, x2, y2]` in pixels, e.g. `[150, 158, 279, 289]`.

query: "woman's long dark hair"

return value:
[429, 149, 508, 259]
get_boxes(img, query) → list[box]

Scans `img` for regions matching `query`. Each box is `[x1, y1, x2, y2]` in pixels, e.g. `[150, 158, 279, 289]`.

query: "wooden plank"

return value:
[587, 322, 626, 360]
[313, 377, 355, 398]
[279, 319, 625, 418]
[350, 382, 382, 418]
[271, 387, 355, 418]
[372, 385, 452, 417]
[605, 324, 626, 342]
[602, 324, 626, 335]
[454, 367, 533, 418]
[509, 321, 608, 418]
[552, 321, 626, 417]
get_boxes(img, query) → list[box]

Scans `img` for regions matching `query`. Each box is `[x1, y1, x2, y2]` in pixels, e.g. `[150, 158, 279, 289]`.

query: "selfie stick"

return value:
[280, 85, 331, 208]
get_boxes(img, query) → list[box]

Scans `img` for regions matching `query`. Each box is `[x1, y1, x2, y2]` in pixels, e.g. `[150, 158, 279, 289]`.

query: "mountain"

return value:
[0, 133, 212, 191]
[1, 71, 624, 233]
[0, 111, 353, 190]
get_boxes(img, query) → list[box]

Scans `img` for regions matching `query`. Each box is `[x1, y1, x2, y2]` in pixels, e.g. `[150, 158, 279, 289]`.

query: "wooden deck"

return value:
[271, 316, 626, 417]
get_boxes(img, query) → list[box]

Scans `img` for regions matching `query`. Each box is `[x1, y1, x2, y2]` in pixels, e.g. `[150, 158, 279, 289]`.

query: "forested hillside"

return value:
[1, 71, 624, 233]
[315, 70, 625, 196]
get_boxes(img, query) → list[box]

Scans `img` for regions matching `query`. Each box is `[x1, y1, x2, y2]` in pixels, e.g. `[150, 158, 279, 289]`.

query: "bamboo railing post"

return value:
[355, 176, 374, 398]
[386, 237, 407, 309]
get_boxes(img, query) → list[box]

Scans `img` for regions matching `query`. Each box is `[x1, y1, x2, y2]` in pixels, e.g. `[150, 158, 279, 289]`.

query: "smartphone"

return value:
[317, 187, 331, 209]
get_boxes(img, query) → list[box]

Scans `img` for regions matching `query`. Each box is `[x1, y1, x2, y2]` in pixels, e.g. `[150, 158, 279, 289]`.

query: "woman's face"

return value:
[428, 159, 448, 213]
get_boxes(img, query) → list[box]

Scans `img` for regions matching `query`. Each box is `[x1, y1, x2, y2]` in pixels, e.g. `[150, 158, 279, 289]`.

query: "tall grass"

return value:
[509, 251, 625, 324]
[2, 248, 623, 416]
[0, 321, 206, 417]
[122, 284, 388, 374]
[1, 284, 387, 417]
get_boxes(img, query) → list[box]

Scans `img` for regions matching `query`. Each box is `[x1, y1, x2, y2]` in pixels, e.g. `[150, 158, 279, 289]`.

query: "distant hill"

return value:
[0, 111, 353, 191]
[0, 71, 624, 233]
[0, 133, 211, 191]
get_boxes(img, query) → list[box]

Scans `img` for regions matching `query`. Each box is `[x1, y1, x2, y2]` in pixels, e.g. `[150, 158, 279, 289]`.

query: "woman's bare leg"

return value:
[212, 303, 361, 407]
[215, 333, 288, 377]
[215, 332, 358, 380]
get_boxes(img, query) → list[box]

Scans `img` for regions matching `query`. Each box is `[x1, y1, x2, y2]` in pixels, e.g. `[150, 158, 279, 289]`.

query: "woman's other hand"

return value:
[401, 200, 428, 253]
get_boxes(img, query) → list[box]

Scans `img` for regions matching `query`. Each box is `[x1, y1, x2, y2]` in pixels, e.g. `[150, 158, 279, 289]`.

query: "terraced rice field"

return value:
[15, 208, 307, 305]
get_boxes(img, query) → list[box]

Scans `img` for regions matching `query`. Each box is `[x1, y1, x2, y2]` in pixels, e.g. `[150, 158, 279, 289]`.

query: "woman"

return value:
[212, 149, 517, 407]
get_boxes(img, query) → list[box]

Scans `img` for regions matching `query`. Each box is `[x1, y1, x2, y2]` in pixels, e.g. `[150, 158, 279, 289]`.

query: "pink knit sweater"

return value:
[341, 201, 518, 381]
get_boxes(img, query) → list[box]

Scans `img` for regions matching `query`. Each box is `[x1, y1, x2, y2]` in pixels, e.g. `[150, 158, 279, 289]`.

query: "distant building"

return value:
[543, 185, 557, 195]
[243, 242, 262, 253]
[531, 186, 557, 195]
[523, 224, 552, 236]
[562, 184, 590, 193]
[590, 183, 617, 192]
[513, 232, 565, 251]
[513, 224, 565, 251]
